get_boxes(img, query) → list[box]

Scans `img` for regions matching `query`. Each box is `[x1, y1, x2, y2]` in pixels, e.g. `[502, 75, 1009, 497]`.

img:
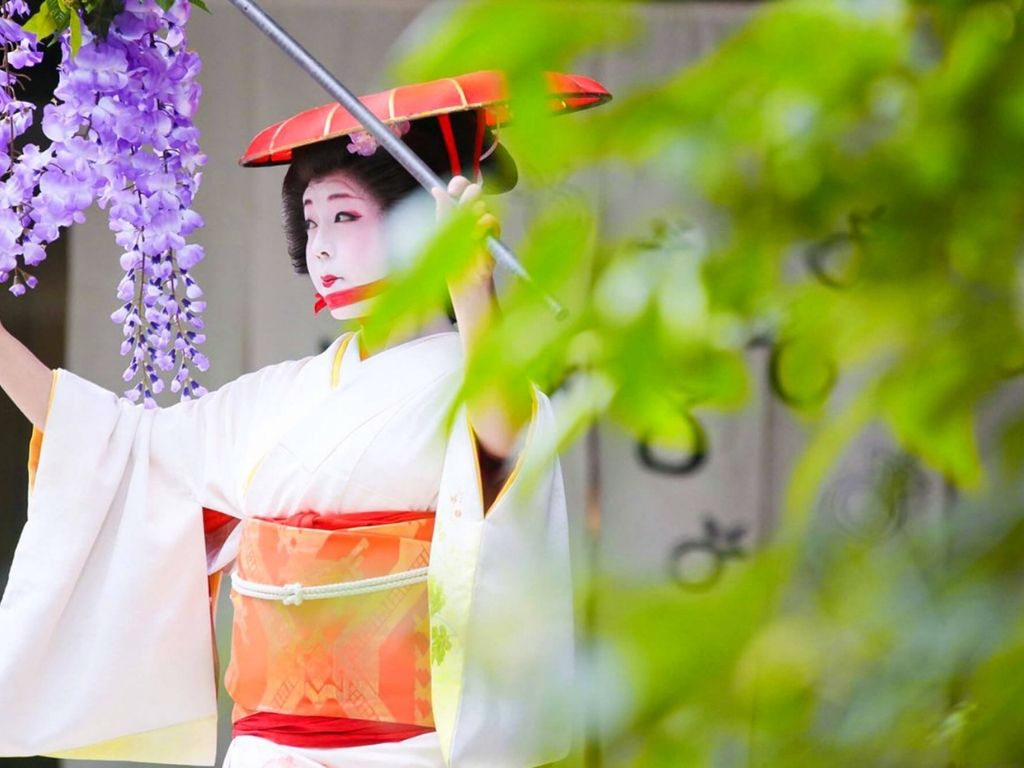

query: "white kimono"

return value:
[0, 329, 574, 767]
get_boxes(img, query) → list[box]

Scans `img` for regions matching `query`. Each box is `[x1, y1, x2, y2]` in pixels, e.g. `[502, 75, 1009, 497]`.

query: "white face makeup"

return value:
[303, 170, 388, 320]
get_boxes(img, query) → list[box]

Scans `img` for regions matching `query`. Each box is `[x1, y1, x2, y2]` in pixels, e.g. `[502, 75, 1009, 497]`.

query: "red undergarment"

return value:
[232, 712, 434, 749]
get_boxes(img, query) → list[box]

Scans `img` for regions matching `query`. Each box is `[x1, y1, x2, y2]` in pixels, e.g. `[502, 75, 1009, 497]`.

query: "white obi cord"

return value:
[230, 566, 429, 606]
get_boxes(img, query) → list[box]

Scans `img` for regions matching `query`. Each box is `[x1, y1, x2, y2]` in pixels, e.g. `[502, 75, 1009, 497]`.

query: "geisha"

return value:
[0, 76, 586, 767]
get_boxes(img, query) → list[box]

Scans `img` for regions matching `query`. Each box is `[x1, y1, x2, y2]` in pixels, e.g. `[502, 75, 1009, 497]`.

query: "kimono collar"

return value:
[313, 277, 390, 315]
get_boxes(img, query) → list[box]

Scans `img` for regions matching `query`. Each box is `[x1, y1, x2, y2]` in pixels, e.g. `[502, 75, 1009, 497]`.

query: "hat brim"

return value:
[240, 70, 611, 170]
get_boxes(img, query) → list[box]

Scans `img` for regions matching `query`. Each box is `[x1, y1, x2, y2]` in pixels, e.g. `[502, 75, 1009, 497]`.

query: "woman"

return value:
[0, 95, 575, 767]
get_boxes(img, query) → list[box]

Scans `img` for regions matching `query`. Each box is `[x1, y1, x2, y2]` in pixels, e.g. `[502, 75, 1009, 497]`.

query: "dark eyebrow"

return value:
[303, 192, 363, 206]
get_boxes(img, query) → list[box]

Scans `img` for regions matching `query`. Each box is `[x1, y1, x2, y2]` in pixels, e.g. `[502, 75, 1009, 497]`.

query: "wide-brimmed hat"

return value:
[240, 70, 611, 194]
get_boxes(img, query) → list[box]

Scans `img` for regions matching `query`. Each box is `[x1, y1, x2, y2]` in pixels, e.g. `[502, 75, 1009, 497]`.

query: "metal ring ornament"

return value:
[636, 412, 708, 476]
[667, 516, 747, 592]
[769, 340, 837, 409]
[803, 206, 884, 289]
[804, 231, 860, 289]
[667, 538, 724, 592]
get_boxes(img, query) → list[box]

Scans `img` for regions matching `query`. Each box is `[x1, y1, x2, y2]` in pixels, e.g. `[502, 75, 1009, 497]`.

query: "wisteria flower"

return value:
[0, 0, 210, 406]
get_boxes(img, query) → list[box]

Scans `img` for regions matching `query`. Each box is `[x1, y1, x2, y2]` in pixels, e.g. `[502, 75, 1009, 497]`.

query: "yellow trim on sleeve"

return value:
[467, 417, 485, 514]
[27, 368, 59, 496]
[45, 715, 218, 763]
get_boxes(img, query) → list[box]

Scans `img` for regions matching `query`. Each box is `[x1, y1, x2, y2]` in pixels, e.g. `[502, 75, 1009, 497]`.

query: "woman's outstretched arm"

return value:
[0, 318, 54, 431]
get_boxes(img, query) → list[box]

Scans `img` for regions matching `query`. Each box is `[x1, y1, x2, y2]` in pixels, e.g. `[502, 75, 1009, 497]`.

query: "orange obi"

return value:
[224, 512, 435, 729]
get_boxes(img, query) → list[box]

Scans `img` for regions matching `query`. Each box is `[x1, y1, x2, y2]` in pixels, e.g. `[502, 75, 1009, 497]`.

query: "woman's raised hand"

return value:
[431, 175, 501, 288]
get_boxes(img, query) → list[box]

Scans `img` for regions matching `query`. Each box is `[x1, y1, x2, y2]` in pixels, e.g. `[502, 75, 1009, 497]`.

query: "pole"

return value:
[227, 0, 567, 319]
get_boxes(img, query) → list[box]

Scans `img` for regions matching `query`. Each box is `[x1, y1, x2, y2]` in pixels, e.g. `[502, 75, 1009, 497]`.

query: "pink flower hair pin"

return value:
[346, 119, 411, 157]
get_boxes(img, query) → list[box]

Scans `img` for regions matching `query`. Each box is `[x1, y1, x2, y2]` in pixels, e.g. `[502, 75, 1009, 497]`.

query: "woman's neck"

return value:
[355, 314, 455, 359]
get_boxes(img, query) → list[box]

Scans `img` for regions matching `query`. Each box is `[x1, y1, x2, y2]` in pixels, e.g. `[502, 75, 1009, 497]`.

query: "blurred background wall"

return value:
[2, 1, 965, 766]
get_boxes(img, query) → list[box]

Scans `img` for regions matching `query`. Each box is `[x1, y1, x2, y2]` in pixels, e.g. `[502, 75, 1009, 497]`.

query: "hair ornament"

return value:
[346, 119, 412, 157]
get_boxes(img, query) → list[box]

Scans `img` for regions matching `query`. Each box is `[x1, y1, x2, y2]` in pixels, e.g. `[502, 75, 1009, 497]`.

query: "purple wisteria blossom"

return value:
[0, 0, 209, 406]
[0, 0, 43, 295]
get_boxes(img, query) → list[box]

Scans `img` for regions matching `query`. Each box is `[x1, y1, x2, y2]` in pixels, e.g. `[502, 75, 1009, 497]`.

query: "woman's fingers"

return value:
[459, 182, 482, 208]
[448, 176, 486, 210]
[433, 178, 477, 214]
[439, 177, 484, 208]
[436, 178, 497, 241]
[431, 185, 454, 219]
[476, 212, 501, 240]
[448, 174, 473, 199]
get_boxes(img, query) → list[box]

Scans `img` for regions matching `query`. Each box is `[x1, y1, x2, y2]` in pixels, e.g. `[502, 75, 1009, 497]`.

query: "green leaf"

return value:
[21, 6, 58, 41]
[45, 0, 70, 29]
[83, 0, 125, 40]
[189, 0, 211, 13]
[155, 0, 173, 10]
[68, 9, 82, 56]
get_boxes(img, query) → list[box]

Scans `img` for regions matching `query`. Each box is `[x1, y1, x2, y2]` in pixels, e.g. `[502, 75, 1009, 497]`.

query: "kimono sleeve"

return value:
[0, 361, 300, 765]
[429, 384, 575, 767]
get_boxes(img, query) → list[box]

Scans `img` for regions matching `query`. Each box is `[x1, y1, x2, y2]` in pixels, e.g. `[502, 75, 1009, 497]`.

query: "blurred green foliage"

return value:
[361, 0, 1024, 764]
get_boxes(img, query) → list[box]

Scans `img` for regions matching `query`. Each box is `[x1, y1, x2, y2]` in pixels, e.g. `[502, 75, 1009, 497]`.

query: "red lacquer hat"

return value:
[239, 69, 612, 168]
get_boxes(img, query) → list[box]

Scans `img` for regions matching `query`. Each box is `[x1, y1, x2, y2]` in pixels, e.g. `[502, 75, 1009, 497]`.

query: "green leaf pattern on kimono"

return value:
[428, 576, 451, 665]
[427, 406, 487, 757]
[431, 624, 452, 667]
